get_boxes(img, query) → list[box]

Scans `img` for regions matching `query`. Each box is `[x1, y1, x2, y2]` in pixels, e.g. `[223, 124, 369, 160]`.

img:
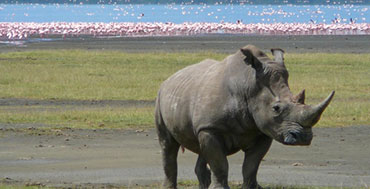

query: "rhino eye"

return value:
[272, 104, 281, 113]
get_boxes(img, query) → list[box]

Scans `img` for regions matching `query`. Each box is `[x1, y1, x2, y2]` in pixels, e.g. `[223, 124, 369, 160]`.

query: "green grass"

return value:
[0, 50, 369, 128]
[0, 186, 44, 189]
[0, 50, 225, 100]
[0, 105, 154, 129]
[286, 53, 370, 127]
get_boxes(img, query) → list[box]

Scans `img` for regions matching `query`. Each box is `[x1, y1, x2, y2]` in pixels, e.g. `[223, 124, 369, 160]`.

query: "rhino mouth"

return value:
[280, 124, 313, 146]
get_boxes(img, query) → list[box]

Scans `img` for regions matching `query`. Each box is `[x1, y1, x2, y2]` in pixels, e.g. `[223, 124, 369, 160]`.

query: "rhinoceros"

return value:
[155, 45, 334, 189]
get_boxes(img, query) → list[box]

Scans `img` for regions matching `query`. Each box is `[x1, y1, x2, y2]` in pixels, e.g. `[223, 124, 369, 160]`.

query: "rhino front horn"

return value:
[305, 91, 335, 126]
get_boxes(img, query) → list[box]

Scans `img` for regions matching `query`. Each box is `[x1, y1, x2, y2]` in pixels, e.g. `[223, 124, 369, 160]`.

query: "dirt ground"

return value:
[0, 35, 370, 188]
[0, 123, 369, 188]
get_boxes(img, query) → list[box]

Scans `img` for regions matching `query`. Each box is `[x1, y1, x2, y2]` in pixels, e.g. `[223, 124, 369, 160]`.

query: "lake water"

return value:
[0, 4, 368, 24]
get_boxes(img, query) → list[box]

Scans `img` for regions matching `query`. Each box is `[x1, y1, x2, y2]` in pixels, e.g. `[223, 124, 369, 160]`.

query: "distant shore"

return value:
[1, 35, 369, 53]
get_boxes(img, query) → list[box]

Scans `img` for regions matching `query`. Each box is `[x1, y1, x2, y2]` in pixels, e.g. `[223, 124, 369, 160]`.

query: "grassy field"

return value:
[0, 50, 369, 129]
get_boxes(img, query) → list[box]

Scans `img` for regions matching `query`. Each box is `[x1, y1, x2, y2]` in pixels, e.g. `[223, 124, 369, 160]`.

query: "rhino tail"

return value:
[155, 91, 173, 142]
[154, 91, 165, 129]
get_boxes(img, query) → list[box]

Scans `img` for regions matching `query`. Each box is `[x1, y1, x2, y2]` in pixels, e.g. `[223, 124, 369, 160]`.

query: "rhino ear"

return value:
[240, 48, 263, 72]
[271, 48, 285, 65]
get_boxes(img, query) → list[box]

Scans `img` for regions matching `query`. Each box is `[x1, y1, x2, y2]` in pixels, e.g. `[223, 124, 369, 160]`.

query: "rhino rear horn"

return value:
[271, 48, 285, 65]
[293, 89, 306, 104]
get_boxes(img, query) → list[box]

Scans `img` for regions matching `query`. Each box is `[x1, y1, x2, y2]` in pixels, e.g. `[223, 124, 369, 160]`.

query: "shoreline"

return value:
[1, 34, 370, 53]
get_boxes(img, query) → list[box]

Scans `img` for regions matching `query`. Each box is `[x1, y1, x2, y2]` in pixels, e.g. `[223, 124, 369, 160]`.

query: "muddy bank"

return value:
[0, 126, 369, 188]
[1, 35, 369, 54]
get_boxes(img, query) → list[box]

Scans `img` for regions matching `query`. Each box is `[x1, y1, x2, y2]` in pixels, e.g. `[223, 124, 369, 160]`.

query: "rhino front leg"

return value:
[242, 135, 272, 189]
[198, 131, 230, 189]
[195, 155, 211, 189]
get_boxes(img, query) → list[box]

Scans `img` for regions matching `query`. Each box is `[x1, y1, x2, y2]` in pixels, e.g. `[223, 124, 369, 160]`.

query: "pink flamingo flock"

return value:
[0, 22, 369, 39]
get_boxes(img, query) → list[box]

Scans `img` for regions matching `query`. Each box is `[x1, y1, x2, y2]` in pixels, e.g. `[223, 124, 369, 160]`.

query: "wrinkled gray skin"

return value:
[155, 45, 335, 189]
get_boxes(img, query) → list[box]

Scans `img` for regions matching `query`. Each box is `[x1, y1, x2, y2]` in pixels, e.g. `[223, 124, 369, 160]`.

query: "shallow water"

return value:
[0, 4, 368, 24]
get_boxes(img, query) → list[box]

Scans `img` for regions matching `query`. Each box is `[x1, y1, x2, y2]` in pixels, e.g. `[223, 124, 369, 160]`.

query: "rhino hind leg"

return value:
[195, 155, 211, 189]
[157, 125, 180, 189]
[155, 110, 180, 188]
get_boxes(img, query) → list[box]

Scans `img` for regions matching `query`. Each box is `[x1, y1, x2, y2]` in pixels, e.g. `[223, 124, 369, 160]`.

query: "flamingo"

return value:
[0, 22, 369, 40]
